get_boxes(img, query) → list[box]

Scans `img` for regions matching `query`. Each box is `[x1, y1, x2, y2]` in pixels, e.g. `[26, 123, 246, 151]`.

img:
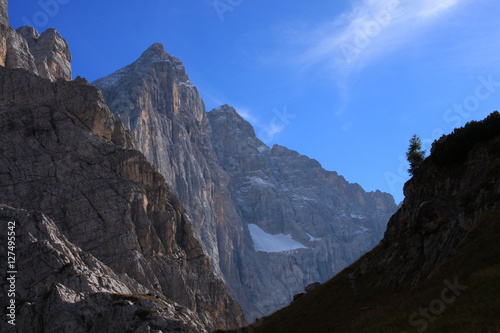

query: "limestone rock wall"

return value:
[0, 3, 71, 82]
[0, 207, 208, 333]
[17, 26, 72, 81]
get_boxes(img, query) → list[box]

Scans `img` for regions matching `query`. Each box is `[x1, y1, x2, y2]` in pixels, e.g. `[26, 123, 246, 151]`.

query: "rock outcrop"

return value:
[0, 0, 10, 66]
[17, 26, 72, 81]
[0, 0, 7, 26]
[0, 64, 245, 331]
[93, 44, 397, 320]
[5, 27, 38, 74]
[0, 207, 207, 333]
[0, 1, 71, 82]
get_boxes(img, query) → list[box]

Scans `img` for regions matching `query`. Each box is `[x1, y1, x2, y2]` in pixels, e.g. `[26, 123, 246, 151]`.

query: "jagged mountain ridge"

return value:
[0, 1, 245, 331]
[231, 112, 500, 333]
[93, 43, 397, 319]
[0, 0, 71, 82]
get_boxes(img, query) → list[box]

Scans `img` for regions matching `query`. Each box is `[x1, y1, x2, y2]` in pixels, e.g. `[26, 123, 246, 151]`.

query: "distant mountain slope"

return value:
[230, 112, 500, 333]
[93, 46, 397, 320]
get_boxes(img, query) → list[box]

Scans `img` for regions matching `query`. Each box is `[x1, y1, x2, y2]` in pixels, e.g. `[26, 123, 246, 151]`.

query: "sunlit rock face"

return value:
[0, 207, 210, 333]
[94, 43, 397, 320]
[16, 26, 72, 81]
[0, 0, 70, 79]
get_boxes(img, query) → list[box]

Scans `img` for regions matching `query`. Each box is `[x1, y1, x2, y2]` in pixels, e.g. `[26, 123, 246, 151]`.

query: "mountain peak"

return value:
[209, 104, 249, 122]
[211, 104, 238, 115]
[93, 43, 191, 91]
[0, 2, 71, 81]
[138, 42, 168, 62]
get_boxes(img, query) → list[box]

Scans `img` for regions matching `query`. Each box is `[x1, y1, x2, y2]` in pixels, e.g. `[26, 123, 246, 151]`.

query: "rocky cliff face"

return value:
[207, 105, 396, 316]
[0, 0, 10, 67]
[17, 26, 72, 81]
[0, 6, 246, 328]
[0, 207, 208, 333]
[0, 1, 71, 81]
[0, 0, 7, 27]
[93, 43, 227, 279]
[94, 45, 397, 320]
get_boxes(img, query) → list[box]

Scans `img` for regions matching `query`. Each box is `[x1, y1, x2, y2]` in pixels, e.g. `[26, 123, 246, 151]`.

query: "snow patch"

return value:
[248, 224, 308, 253]
[257, 145, 269, 153]
[294, 194, 314, 202]
[247, 176, 274, 187]
[307, 233, 321, 242]
[354, 226, 369, 234]
[95, 69, 127, 89]
[178, 80, 194, 87]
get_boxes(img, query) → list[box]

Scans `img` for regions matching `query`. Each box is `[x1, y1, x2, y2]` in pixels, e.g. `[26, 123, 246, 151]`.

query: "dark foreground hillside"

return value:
[230, 112, 500, 333]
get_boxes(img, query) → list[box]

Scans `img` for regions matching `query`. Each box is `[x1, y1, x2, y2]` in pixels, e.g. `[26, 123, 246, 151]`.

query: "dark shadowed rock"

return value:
[305, 282, 321, 293]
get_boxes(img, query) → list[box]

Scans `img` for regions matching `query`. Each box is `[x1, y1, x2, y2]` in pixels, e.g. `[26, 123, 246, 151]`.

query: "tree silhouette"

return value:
[406, 134, 425, 175]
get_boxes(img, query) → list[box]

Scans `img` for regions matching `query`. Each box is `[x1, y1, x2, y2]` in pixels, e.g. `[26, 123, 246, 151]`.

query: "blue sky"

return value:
[9, 0, 500, 203]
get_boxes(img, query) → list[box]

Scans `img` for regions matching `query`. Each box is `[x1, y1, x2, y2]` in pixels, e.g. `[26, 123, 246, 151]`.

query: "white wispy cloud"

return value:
[418, 0, 460, 17]
[235, 106, 293, 143]
[292, 0, 465, 76]
[237, 107, 261, 125]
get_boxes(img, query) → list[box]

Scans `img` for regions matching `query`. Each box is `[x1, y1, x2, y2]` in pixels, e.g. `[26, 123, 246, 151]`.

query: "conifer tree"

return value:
[406, 134, 425, 175]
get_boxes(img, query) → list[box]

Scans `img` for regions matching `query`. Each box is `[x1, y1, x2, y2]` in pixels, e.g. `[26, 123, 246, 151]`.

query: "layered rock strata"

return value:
[0, 207, 208, 333]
